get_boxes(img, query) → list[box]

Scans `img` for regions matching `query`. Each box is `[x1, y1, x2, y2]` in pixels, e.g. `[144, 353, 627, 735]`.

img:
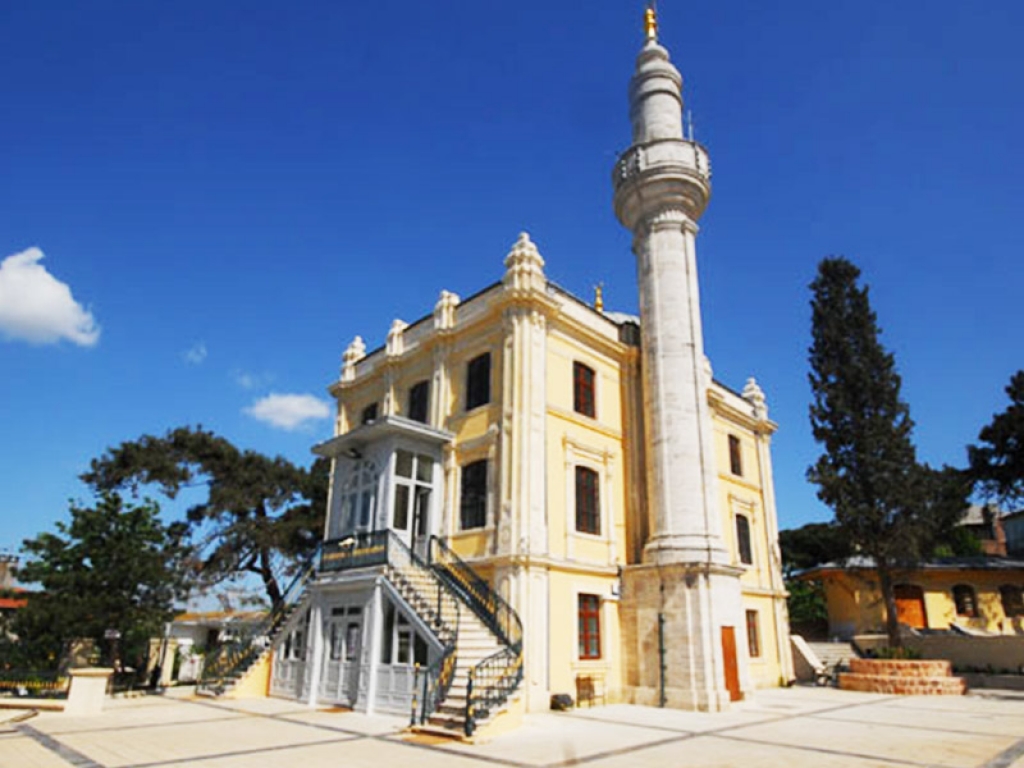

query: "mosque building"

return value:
[254, 9, 792, 736]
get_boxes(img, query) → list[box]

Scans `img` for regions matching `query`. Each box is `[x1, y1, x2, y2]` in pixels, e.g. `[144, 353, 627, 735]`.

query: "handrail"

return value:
[426, 536, 523, 736]
[382, 531, 460, 726]
[197, 550, 318, 694]
[427, 536, 523, 652]
[465, 646, 523, 737]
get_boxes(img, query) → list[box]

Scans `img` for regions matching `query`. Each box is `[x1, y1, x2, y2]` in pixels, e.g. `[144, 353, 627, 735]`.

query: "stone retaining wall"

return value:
[840, 659, 965, 696]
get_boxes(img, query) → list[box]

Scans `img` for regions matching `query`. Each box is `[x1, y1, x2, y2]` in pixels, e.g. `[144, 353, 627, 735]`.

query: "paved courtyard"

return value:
[2, 686, 1023, 768]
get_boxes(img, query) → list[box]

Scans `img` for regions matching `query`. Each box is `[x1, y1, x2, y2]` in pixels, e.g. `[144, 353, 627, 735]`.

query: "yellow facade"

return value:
[807, 565, 1024, 638]
[323, 238, 791, 709]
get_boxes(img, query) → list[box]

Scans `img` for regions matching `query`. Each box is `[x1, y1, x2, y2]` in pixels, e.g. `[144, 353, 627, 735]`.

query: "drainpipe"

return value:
[658, 612, 666, 707]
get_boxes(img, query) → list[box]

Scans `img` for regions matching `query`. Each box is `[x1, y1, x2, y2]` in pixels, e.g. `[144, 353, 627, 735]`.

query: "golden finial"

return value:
[594, 283, 605, 313]
[644, 3, 658, 42]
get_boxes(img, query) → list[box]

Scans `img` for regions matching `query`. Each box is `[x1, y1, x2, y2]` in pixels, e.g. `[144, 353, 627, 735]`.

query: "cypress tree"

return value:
[807, 257, 962, 647]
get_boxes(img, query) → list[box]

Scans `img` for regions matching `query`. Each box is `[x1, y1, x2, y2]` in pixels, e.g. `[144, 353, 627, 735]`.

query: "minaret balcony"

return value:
[613, 138, 712, 228]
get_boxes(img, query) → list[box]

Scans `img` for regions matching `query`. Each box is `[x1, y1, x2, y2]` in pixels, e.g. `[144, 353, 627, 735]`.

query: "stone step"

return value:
[806, 642, 858, 669]
[839, 673, 966, 695]
[411, 723, 468, 742]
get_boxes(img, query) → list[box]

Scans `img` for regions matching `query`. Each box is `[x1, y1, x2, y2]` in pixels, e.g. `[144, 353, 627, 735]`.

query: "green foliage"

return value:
[807, 257, 969, 646]
[785, 578, 829, 638]
[82, 427, 328, 610]
[969, 370, 1024, 507]
[11, 493, 190, 669]
[779, 522, 852, 574]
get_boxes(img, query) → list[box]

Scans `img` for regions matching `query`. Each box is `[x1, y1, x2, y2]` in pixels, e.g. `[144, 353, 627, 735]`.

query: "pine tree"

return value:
[807, 257, 966, 646]
[13, 493, 190, 669]
[969, 370, 1024, 507]
[82, 427, 328, 612]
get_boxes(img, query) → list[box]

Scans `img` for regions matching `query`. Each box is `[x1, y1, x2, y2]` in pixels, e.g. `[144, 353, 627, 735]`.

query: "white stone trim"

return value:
[563, 436, 617, 564]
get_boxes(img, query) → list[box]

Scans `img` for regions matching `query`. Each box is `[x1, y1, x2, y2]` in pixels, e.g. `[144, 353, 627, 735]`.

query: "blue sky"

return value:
[2, 1, 1022, 556]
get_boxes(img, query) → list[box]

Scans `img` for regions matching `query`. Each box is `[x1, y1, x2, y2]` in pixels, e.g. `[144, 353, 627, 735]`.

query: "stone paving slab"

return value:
[5, 687, 1022, 768]
[811, 698, 1024, 738]
[577, 733, 909, 768]
[722, 714, 1019, 768]
[1, 733, 73, 768]
[401, 712, 688, 767]
[36, 710, 360, 768]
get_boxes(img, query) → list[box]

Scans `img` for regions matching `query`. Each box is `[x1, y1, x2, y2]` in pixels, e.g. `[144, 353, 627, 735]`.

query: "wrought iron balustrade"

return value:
[320, 530, 390, 572]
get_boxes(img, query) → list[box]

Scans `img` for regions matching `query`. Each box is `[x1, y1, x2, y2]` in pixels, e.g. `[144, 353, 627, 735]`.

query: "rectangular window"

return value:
[746, 610, 761, 658]
[329, 623, 342, 660]
[361, 403, 378, 425]
[344, 623, 360, 662]
[393, 484, 410, 530]
[578, 594, 601, 660]
[460, 460, 488, 530]
[573, 362, 596, 418]
[466, 353, 491, 410]
[1001, 585, 1024, 618]
[380, 602, 395, 663]
[408, 380, 429, 423]
[736, 514, 753, 565]
[729, 434, 743, 476]
[575, 466, 601, 535]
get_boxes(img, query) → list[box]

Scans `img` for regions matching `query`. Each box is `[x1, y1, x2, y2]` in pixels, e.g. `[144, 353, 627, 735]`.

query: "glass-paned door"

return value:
[392, 451, 434, 559]
[321, 606, 362, 706]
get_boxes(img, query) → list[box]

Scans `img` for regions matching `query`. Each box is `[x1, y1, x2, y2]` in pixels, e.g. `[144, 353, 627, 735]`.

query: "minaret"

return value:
[614, 7, 747, 711]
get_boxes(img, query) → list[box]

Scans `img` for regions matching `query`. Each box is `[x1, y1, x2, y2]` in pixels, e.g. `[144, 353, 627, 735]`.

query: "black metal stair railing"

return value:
[427, 536, 522, 652]
[426, 535, 524, 735]
[376, 532, 460, 727]
[196, 551, 318, 695]
[465, 647, 524, 736]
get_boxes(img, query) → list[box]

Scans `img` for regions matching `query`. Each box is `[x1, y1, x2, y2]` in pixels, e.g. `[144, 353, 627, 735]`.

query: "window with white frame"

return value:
[392, 450, 433, 536]
[333, 459, 378, 537]
[379, 600, 428, 666]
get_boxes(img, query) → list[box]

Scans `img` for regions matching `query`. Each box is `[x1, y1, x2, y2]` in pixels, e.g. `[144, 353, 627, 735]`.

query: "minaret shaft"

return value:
[635, 214, 725, 562]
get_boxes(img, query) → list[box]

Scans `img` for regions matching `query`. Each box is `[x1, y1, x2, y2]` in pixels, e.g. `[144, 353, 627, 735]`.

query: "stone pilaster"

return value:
[498, 232, 552, 712]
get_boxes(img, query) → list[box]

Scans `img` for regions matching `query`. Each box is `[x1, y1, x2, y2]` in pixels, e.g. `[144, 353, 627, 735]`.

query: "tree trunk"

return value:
[258, 545, 283, 614]
[877, 561, 902, 648]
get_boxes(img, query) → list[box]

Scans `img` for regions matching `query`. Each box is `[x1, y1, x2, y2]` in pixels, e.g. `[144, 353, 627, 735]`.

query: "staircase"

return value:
[806, 640, 858, 673]
[196, 559, 317, 698]
[383, 534, 523, 738]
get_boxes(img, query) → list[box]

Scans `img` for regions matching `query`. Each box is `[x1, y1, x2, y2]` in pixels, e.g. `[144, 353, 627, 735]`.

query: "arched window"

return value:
[1000, 585, 1024, 618]
[735, 514, 752, 565]
[333, 459, 378, 537]
[952, 584, 978, 618]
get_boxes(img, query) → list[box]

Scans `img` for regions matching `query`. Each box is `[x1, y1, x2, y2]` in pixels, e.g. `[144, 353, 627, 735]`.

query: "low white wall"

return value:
[907, 635, 1024, 672]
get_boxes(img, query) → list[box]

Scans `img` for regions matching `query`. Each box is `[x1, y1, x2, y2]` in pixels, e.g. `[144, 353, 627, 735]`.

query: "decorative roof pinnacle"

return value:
[503, 231, 546, 292]
[742, 377, 768, 419]
[594, 283, 605, 312]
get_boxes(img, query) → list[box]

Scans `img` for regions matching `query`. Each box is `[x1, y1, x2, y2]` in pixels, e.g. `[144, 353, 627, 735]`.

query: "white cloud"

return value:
[0, 247, 99, 346]
[245, 393, 331, 431]
[183, 341, 207, 365]
[234, 370, 272, 390]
